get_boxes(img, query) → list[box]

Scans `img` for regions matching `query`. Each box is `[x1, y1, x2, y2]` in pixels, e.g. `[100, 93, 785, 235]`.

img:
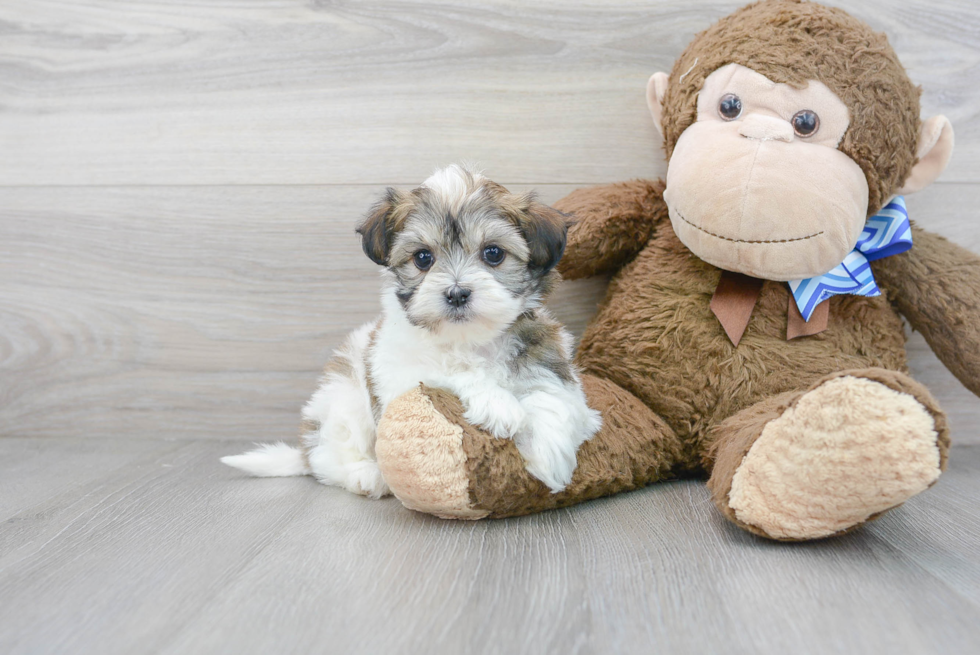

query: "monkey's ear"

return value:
[898, 116, 955, 195]
[520, 201, 570, 276]
[356, 188, 404, 266]
[646, 72, 670, 137]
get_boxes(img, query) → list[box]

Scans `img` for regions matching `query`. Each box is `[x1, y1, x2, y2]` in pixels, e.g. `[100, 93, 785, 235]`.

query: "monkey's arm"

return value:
[554, 179, 668, 279]
[873, 226, 980, 397]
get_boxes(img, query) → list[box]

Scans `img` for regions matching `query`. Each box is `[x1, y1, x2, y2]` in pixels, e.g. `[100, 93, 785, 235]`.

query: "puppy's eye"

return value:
[482, 245, 505, 266]
[718, 94, 742, 120]
[792, 110, 819, 137]
[413, 250, 434, 271]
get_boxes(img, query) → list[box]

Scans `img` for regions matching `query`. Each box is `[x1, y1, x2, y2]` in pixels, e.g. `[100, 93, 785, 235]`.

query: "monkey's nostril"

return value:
[446, 286, 471, 308]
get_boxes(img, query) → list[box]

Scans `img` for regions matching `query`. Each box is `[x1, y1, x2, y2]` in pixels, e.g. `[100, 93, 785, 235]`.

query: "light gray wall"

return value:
[1, 0, 977, 442]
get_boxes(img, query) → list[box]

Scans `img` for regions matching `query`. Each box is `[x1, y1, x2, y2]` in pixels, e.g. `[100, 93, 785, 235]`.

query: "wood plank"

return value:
[0, 438, 183, 522]
[0, 183, 573, 441]
[2, 183, 978, 442]
[869, 447, 980, 608]
[0, 439, 327, 655]
[0, 438, 977, 654]
[0, 185, 385, 441]
[1, 0, 978, 186]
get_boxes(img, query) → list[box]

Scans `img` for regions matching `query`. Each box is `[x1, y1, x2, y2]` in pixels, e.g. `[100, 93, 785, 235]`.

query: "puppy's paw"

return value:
[515, 426, 579, 493]
[462, 387, 526, 439]
[344, 461, 391, 499]
[515, 392, 594, 493]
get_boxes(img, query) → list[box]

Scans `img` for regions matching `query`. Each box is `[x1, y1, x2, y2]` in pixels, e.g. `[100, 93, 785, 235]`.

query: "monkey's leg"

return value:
[706, 368, 950, 541]
[375, 374, 684, 519]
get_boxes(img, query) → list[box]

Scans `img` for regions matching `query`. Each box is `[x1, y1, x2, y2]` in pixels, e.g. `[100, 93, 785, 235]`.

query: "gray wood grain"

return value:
[2, 183, 977, 443]
[0, 437, 978, 655]
[869, 450, 980, 608]
[0, 184, 577, 441]
[0, 0, 977, 186]
[0, 438, 183, 522]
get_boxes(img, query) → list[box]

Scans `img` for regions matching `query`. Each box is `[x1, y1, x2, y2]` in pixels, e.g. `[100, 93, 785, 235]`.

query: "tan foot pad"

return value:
[375, 386, 489, 520]
[729, 376, 941, 540]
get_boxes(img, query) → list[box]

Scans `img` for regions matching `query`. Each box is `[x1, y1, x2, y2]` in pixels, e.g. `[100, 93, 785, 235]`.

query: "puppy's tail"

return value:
[221, 442, 311, 478]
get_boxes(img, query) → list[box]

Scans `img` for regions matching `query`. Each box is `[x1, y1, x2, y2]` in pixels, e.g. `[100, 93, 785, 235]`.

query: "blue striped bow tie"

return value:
[789, 197, 912, 321]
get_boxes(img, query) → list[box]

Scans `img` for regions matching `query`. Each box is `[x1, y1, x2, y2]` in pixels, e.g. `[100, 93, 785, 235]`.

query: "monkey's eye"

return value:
[413, 250, 434, 271]
[718, 94, 742, 120]
[482, 245, 505, 266]
[792, 110, 820, 137]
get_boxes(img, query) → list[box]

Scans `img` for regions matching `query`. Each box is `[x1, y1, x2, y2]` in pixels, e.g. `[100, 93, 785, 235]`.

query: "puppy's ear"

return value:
[518, 199, 571, 276]
[356, 188, 404, 266]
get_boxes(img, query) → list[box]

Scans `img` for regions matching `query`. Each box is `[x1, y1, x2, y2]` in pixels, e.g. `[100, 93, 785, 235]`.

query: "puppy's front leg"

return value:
[441, 373, 526, 439]
[515, 387, 601, 493]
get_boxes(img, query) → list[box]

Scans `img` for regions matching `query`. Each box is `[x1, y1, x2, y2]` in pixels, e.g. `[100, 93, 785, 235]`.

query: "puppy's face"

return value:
[356, 166, 568, 342]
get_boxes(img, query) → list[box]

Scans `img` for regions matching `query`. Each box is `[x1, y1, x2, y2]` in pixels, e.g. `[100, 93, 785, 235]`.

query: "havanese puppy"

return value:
[222, 164, 602, 496]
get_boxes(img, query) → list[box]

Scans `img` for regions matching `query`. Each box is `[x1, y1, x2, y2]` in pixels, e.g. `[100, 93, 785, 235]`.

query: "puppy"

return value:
[222, 164, 602, 496]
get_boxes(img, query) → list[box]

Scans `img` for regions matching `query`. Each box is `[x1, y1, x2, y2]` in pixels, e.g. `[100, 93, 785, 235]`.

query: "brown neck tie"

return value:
[786, 294, 830, 339]
[710, 270, 829, 346]
[710, 271, 764, 347]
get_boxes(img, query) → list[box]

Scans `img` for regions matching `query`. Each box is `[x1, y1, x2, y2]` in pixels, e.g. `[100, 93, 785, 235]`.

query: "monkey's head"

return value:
[647, 0, 954, 281]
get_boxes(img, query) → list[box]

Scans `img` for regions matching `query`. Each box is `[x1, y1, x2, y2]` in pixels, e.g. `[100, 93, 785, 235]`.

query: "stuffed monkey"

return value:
[374, 0, 980, 540]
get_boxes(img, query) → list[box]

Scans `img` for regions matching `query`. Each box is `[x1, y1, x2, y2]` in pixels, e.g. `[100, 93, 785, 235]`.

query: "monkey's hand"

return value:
[873, 226, 980, 398]
[555, 179, 668, 280]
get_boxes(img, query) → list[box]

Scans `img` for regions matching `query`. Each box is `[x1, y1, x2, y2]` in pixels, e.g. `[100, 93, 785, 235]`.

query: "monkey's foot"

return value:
[710, 371, 948, 540]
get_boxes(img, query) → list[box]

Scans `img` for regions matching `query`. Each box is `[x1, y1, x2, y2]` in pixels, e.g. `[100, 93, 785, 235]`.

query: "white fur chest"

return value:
[369, 309, 513, 411]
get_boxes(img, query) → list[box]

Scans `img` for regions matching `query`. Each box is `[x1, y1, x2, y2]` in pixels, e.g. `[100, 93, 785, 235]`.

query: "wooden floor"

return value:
[1, 439, 978, 654]
[2, 1, 980, 653]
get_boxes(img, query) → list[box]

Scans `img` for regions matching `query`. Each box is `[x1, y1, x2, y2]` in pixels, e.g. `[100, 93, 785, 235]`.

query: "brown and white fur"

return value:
[222, 165, 602, 496]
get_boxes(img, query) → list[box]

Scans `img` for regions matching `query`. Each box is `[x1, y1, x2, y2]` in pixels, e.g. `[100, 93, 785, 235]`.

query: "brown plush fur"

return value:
[567, 190, 909, 472]
[662, 0, 920, 214]
[554, 179, 668, 278]
[390, 375, 680, 518]
[378, 375, 682, 519]
[372, 0, 980, 540]
[706, 368, 950, 541]
[873, 226, 980, 396]
[429, 374, 682, 518]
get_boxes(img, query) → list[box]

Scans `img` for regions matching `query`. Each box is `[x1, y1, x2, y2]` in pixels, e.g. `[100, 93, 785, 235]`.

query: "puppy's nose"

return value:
[446, 286, 471, 308]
